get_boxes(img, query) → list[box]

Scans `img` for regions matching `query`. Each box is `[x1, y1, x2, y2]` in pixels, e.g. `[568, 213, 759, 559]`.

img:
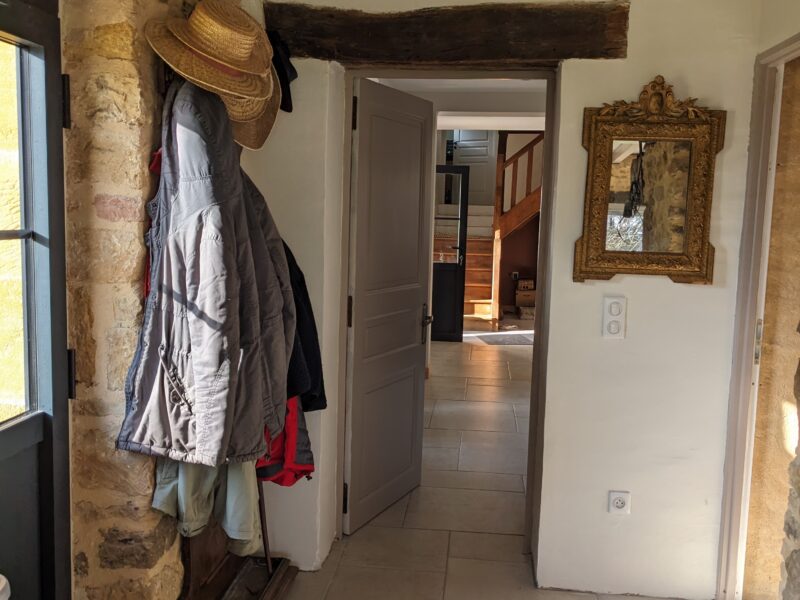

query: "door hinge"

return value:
[347, 295, 353, 327]
[342, 482, 349, 514]
[754, 318, 764, 365]
[67, 348, 76, 399]
[351, 97, 358, 130]
[61, 74, 71, 129]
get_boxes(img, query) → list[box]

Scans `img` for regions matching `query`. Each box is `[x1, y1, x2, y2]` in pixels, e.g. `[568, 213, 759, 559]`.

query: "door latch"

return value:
[421, 304, 434, 344]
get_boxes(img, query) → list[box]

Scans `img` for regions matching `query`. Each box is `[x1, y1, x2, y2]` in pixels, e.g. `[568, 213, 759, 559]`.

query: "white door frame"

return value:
[336, 68, 556, 581]
[716, 32, 800, 600]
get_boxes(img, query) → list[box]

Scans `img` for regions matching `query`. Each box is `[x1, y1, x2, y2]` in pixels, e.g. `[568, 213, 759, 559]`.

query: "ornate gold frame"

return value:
[573, 76, 726, 283]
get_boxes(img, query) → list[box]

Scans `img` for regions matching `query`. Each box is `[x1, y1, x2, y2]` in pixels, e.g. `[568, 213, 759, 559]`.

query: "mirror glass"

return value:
[605, 139, 691, 253]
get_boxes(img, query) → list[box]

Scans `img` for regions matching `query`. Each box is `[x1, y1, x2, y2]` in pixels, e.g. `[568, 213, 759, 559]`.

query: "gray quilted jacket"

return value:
[116, 80, 294, 467]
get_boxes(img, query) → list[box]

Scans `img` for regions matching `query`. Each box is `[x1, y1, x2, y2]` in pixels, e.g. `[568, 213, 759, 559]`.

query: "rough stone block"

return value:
[98, 515, 177, 570]
[112, 284, 145, 324]
[106, 327, 138, 391]
[71, 421, 154, 499]
[68, 227, 145, 284]
[94, 194, 146, 222]
[68, 284, 98, 386]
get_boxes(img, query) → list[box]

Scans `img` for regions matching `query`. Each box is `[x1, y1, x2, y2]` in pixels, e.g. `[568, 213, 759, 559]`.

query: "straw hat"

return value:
[145, 1, 273, 101]
[224, 65, 282, 150]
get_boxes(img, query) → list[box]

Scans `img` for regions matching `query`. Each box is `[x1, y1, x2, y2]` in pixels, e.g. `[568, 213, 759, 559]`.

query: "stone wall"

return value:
[641, 141, 690, 253]
[61, 0, 186, 596]
[744, 56, 800, 600]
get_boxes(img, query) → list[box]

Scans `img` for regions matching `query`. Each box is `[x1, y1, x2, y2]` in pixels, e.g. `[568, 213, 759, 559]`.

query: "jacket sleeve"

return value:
[185, 204, 241, 466]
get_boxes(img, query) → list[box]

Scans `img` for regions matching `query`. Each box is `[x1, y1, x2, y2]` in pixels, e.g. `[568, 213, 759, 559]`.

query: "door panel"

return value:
[345, 79, 433, 534]
[453, 130, 497, 205]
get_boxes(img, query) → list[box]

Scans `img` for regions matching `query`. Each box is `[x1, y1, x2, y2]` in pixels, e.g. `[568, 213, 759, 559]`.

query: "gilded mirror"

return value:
[573, 76, 726, 283]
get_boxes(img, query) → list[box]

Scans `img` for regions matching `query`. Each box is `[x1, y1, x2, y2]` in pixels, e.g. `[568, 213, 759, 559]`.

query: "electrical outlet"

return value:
[511, 271, 519, 281]
[608, 491, 631, 515]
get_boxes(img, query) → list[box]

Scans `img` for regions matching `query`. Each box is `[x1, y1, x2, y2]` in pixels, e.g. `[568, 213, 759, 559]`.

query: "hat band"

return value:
[187, 46, 245, 78]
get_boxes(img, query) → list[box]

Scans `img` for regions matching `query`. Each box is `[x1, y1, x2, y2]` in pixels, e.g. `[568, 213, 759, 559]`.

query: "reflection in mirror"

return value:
[605, 139, 691, 253]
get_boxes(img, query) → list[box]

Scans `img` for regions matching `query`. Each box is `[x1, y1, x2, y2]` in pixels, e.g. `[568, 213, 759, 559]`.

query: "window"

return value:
[0, 40, 27, 424]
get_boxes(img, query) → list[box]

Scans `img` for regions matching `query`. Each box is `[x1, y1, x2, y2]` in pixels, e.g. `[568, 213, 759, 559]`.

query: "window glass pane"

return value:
[0, 240, 25, 422]
[0, 40, 20, 231]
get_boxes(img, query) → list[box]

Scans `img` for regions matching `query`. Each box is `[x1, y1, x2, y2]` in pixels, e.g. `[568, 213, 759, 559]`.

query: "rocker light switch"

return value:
[602, 296, 627, 339]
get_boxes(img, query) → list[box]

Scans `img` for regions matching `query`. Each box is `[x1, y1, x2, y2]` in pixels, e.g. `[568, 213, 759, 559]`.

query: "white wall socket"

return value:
[602, 296, 627, 339]
[609, 490, 632, 514]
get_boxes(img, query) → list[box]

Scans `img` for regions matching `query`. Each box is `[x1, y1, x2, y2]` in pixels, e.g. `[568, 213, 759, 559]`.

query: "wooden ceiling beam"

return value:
[265, 2, 629, 68]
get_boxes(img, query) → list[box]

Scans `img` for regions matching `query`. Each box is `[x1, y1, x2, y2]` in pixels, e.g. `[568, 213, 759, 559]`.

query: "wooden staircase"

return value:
[433, 235, 494, 318]
[490, 132, 545, 319]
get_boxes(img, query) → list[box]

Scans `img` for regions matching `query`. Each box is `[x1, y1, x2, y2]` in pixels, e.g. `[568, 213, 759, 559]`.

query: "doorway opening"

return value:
[337, 72, 554, 596]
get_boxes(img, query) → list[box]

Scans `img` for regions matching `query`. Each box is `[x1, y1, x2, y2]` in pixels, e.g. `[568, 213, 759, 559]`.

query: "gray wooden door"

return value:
[0, 1, 70, 597]
[453, 130, 498, 206]
[344, 79, 434, 534]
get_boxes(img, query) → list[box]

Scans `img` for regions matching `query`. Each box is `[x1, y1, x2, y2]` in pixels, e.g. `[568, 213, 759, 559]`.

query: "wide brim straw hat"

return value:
[167, 0, 272, 75]
[224, 66, 281, 150]
[145, 18, 272, 100]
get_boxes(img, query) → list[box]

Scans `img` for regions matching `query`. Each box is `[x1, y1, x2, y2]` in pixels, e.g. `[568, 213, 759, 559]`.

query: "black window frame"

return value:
[0, 0, 69, 597]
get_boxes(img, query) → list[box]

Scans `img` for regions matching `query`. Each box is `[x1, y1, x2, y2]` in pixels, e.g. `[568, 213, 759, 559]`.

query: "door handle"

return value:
[421, 304, 434, 344]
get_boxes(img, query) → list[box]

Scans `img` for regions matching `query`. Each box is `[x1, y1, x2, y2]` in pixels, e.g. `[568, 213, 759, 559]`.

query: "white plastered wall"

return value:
[241, 0, 767, 597]
[241, 59, 345, 570]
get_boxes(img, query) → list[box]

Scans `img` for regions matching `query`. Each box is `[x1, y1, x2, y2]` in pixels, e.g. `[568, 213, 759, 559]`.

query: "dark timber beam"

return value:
[265, 2, 629, 68]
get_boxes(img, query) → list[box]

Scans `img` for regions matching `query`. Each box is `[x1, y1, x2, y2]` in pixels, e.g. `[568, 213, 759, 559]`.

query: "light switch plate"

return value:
[609, 491, 632, 514]
[603, 296, 627, 339]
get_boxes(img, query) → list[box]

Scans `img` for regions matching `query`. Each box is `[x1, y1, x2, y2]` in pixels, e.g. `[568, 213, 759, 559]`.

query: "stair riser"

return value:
[466, 270, 492, 286]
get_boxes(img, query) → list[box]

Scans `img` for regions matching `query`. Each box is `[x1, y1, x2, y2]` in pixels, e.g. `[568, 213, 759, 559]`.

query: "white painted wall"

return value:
[757, 0, 800, 52]
[241, 59, 345, 570]
[539, 1, 758, 598]
[240, 1, 783, 598]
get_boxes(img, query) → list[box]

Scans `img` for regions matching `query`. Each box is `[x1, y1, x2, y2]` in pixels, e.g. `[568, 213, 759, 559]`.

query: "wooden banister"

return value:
[495, 132, 545, 223]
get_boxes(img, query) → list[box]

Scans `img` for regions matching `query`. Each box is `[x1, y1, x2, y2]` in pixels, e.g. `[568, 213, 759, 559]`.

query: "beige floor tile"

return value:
[423, 447, 459, 470]
[468, 378, 532, 395]
[430, 359, 510, 380]
[422, 469, 524, 493]
[471, 346, 533, 363]
[466, 382, 531, 404]
[514, 402, 531, 418]
[404, 487, 525, 534]
[449, 532, 528, 564]
[599, 596, 675, 600]
[369, 494, 410, 528]
[516, 416, 531, 434]
[425, 375, 468, 401]
[325, 564, 445, 600]
[509, 362, 533, 381]
[342, 526, 449, 572]
[444, 557, 534, 600]
[445, 558, 596, 600]
[423, 428, 462, 448]
[459, 430, 529, 475]
[430, 399, 517, 432]
[431, 341, 473, 357]
[285, 540, 344, 600]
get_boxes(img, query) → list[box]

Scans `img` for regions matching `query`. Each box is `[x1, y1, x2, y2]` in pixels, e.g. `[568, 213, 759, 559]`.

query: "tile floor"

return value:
[286, 334, 669, 600]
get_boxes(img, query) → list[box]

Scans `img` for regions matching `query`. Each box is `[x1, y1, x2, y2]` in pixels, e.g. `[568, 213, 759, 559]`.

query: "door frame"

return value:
[0, 0, 69, 597]
[716, 32, 800, 600]
[337, 67, 557, 583]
